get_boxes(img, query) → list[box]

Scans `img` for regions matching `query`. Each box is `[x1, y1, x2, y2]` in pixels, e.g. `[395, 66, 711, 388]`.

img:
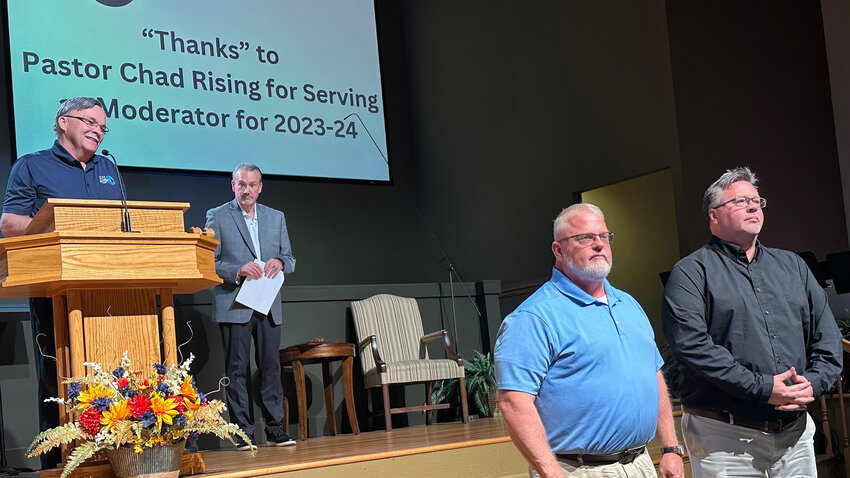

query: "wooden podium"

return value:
[0, 198, 221, 430]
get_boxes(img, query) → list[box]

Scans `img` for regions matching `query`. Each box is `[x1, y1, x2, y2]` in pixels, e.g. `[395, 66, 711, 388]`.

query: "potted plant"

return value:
[432, 350, 498, 418]
[465, 351, 498, 417]
[27, 352, 253, 478]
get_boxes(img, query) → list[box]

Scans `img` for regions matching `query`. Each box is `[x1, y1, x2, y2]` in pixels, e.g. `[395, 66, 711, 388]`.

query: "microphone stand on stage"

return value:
[343, 113, 482, 353]
[445, 260, 482, 353]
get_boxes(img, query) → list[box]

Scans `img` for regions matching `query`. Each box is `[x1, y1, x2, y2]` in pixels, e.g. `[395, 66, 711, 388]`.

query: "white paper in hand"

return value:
[234, 259, 285, 315]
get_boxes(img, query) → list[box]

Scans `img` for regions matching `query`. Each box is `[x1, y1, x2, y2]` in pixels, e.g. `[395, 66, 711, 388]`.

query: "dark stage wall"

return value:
[666, 1, 848, 258]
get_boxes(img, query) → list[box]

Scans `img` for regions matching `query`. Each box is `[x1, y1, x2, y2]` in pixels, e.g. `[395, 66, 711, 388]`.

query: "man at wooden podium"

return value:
[205, 162, 296, 448]
[0, 97, 122, 469]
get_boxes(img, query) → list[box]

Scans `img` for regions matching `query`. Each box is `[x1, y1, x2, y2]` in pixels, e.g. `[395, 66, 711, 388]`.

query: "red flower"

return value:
[170, 396, 186, 413]
[79, 408, 101, 435]
[116, 378, 130, 388]
[129, 395, 151, 419]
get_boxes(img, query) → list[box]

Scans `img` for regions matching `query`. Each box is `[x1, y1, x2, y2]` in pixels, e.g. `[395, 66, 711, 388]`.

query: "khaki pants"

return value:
[530, 449, 657, 478]
[682, 412, 816, 478]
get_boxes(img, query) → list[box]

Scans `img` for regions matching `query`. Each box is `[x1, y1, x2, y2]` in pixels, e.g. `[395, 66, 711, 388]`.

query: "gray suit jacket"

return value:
[204, 199, 296, 325]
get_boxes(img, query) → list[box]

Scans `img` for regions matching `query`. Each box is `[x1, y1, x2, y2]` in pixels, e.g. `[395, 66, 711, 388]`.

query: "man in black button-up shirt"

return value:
[662, 166, 842, 477]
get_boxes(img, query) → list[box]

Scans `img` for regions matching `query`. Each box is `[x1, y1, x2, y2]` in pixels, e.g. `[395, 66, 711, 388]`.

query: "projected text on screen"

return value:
[6, 0, 390, 181]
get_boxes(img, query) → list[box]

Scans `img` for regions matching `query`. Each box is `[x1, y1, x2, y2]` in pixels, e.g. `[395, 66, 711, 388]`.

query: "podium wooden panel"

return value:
[0, 199, 221, 462]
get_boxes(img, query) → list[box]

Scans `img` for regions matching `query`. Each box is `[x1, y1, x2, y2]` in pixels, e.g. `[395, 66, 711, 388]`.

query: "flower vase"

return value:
[105, 440, 185, 478]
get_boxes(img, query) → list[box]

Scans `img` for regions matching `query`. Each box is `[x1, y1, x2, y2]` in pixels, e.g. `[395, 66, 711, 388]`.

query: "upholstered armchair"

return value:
[350, 294, 469, 430]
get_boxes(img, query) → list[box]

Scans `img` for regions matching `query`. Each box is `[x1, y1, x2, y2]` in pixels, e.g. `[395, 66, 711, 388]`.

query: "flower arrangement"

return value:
[27, 352, 253, 478]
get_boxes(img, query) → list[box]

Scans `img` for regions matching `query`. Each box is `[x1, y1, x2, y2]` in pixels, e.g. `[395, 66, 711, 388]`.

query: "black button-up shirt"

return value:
[662, 235, 842, 420]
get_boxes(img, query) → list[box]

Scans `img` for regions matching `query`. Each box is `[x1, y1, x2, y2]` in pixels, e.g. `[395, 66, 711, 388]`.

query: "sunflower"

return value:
[149, 393, 179, 427]
[76, 384, 113, 411]
[100, 400, 131, 431]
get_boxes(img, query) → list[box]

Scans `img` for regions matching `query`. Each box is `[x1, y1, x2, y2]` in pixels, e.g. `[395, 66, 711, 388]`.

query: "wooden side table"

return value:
[279, 341, 360, 440]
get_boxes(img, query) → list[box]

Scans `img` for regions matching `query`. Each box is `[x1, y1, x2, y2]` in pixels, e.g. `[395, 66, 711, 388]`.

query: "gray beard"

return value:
[566, 256, 612, 282]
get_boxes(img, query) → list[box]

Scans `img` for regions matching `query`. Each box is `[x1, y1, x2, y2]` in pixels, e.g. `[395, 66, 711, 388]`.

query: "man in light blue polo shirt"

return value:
[496, 203, 683, 478]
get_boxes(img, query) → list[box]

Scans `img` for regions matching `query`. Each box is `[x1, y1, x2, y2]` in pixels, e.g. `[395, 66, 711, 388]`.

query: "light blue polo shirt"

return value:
[495, 267, 663, 454]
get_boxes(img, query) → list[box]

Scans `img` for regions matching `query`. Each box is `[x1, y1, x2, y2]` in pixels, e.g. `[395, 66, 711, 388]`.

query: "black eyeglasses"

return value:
[64, 115, 109, 134]
[711, 196, 766, 210]
[557, 232, 614, 247]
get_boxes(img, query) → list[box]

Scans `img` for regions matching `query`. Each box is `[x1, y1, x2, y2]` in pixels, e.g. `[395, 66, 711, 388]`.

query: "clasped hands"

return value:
[768, 367, 814, 412]
[238, 258, 283, 279]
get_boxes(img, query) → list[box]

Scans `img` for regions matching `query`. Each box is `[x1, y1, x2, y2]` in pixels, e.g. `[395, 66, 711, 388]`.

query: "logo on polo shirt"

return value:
[100, 175, 116, 185]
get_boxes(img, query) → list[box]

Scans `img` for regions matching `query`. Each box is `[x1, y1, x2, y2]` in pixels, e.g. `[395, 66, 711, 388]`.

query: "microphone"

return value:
[100, 150, 137, 233]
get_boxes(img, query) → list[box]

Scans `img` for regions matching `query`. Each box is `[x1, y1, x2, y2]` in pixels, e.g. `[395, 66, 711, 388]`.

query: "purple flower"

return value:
[174, 415, 187, 426]
[153, 363, 167, 375]
[68, 382, 82, 400]
[91, 397, 112, 412]
[112, 367, 125, 378]
[121, 388, 138, 398]
[156, 383, 172, 395]
[141, 410, 157, 427]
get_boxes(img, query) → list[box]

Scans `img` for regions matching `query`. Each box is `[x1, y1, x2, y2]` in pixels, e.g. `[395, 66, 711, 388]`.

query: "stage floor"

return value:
[201, 417, 523, 477]
[32, 416, 687, 478]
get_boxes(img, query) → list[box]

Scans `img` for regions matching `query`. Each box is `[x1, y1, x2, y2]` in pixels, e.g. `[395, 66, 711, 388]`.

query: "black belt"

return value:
[683, 406, 804, 433]
[556, 445, 646, 465]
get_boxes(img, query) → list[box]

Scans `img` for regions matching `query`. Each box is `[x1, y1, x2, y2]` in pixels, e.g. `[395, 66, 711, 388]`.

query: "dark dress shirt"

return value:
[662, 235, 842, 420]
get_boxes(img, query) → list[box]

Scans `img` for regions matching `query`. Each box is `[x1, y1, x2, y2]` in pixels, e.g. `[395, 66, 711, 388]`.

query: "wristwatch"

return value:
[661, 445, 685, 456]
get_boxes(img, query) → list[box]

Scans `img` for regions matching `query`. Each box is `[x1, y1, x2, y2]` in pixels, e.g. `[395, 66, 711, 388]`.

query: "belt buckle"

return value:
[768, 419, 780, 432]
[618, 448, 639, 464]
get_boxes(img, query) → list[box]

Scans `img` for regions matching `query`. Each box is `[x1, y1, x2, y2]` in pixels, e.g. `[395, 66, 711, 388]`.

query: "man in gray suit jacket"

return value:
[205, 162, 296, 448]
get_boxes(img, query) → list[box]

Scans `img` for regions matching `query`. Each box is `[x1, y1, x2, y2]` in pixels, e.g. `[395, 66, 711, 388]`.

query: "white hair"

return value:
[553, 203, 605, 240]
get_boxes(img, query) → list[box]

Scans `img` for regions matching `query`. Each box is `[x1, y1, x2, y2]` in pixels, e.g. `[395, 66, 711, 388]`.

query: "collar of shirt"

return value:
[51, 140, 100, 169]
[709, 235, 762, 264]
[549, 267, 621, 306]
[240, 206, 257, 221]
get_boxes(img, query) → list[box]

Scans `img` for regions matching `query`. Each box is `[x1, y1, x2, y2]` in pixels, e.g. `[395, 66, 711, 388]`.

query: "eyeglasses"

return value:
[558, 232, 614, 247]
[711, 196, 766, 210]
[64, 115, 109, 134]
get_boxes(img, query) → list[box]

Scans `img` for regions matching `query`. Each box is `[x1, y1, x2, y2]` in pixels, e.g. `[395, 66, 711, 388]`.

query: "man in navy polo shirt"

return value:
[2, 97, 121, 469]
[496, 204, 684, 478]
[2, 97, 120, 234]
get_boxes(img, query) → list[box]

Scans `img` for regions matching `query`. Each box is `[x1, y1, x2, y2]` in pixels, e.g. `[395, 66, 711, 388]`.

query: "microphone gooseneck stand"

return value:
[100, 150, 138, 233]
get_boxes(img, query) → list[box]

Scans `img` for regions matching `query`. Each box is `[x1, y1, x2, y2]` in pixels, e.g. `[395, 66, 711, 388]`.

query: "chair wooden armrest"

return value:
[419, 330, 463, 365]
[358, 334, 387, 373]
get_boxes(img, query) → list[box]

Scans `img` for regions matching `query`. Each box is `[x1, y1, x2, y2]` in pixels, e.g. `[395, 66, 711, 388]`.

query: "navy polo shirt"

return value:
[3, 141, 123, 217]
